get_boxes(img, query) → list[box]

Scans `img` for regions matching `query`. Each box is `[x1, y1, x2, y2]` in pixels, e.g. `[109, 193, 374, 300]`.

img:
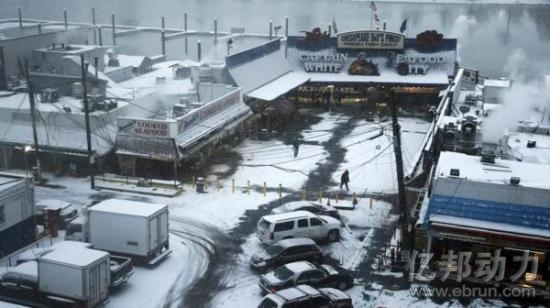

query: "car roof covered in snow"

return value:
[281, 201, 327, 211]
[89, 198, 167, 217]
[277, 238, 317, 248]
[276, 284, 320, 301]
[319, 287, 351, 301]
[262, 210, 316, 223]
[284, 261, 316, 273]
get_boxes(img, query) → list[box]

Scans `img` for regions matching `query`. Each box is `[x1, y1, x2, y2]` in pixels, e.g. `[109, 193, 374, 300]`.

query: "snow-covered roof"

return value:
[262, 210, 316, 223]
[228, 48, 291, 95]
[0, 176, 25, 191]
[175, 99, 250, 151]
[435, 151, 550, 190]
[36, 199, 71, 210]
[483, 78, 511, 88]
[507, 132, 550, 164]
[117, 61, 194, 95]
[90, 198, 167, 217]
[39, 246, 109, 267]
[246, 72, 310, 101]
[430, 215, 550, 239]
[35, 44, 103, 55]
[111, 54, 151, 68]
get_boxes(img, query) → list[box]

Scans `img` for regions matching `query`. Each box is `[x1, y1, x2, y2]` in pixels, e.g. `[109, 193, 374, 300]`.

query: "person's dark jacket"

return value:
[341, 170, 349, 183]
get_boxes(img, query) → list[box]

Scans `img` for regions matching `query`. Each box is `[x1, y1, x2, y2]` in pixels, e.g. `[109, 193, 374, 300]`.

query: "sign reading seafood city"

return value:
[337, 30, 405, 50]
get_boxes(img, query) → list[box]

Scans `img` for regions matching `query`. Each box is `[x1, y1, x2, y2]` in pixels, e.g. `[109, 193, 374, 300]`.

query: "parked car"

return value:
[271, 201, 340, 219]
[259, 261, 353, 294]
[35, 199, 78, 229]
[256, 211, 341, 245]
[0, 261, 38, 298]
[250, 238, 322, 271]
[257, 284, 353, 308]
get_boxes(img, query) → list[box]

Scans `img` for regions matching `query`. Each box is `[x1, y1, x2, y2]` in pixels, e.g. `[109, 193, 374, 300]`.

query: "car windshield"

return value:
[265, 244, 284, 256]
[259, 218, 270, 230]
[273, 266, 295, 281]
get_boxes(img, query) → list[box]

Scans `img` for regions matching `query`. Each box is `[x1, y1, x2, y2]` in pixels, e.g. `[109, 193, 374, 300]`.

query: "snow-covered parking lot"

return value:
[21, 111, 478, 308]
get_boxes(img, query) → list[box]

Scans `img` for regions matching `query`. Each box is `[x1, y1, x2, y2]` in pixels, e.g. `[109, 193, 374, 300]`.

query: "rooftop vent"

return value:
[527, 140, 536, 148]
[510, 177, 520, 185]
[481, 153, 496, 164]
[450, 168, 460, 177]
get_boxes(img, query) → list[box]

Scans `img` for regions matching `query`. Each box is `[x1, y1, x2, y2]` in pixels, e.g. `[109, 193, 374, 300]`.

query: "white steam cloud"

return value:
[481, 48, 550, 143]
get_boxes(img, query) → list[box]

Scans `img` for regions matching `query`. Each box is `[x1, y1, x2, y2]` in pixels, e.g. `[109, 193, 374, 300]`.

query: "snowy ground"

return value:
[5, 112, 509, 308]
[330, 117, 431, 194]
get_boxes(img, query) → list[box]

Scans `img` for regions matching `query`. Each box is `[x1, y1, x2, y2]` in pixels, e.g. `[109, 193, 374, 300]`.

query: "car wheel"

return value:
[337, 281, 348, 290]
[327, 230, 340, 242]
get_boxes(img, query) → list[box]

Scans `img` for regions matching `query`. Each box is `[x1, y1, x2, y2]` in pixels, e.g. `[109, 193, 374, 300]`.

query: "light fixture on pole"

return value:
[274, 25, 282, 37]
[23, 145, 33, 179]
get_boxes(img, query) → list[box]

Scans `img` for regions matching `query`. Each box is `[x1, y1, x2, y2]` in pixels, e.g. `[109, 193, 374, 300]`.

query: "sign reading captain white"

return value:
[299, 53, 348, 73]
[337, 30, 405, 50]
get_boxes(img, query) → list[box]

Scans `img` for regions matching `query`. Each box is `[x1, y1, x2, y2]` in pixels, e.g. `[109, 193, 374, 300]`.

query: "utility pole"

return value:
[390, 89, 409, 256]
[80, 54, 95, 189]
[24, 60, 42, 182]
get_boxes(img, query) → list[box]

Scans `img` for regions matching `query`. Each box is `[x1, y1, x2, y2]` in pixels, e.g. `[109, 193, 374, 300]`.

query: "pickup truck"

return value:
[110, 255, 134, 287]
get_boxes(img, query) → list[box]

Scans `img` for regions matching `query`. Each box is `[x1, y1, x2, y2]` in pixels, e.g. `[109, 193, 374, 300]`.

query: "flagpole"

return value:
[371, 10, 373, 29]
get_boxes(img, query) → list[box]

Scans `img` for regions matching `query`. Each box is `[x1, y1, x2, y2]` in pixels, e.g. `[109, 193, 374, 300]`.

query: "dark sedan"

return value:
[259, 261, 353, 294]
[271, 201, 340, 219]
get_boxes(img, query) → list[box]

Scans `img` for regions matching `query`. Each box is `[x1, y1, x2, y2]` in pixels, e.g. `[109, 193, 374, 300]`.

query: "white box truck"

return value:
[67, 199, 171, 265]
[38, 246, 110, 307]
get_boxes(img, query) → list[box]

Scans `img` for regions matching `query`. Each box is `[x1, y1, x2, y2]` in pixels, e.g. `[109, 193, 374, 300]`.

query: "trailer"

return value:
[38, 246, 110, 307]
[87, 199, 171, 265]
[0, 177, 35, 258]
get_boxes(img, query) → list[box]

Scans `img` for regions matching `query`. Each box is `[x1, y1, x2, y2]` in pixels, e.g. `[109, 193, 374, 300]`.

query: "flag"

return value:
[370, 1, 377, 11]
[400, 18, 408, 33]
[374, 14, 380, 23]
[332, 17, 338, 34]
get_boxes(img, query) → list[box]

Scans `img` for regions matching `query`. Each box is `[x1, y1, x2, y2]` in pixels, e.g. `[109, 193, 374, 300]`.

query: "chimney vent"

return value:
[510, 177, 520, 185]
[450, 168, 460, 177]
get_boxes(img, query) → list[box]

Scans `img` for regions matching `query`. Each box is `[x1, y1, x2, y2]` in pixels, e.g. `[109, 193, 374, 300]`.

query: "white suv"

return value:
[256, 211, 341, 245]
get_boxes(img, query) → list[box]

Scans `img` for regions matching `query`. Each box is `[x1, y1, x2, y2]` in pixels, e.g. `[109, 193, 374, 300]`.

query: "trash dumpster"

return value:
[196, 177, 205, 193]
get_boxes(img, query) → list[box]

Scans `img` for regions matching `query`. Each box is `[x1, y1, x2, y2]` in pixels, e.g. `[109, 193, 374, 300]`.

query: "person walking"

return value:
[340, 169, 349, 191]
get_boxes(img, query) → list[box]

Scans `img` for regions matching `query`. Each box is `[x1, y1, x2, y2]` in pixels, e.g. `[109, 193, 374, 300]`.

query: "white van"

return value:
[256, 211, 341, 245]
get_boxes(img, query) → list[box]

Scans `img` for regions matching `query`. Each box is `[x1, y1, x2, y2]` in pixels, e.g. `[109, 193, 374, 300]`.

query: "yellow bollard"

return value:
[263, 182, 267, 197]
[370, 197, 373, 209]
[232, 178, 235, 193]
[279, 184, 282, 199]
[302, 188, 306, 200]
[192, 175, 196, 187]
[216, 176, 220, 192]
[247, 180, 250, 195]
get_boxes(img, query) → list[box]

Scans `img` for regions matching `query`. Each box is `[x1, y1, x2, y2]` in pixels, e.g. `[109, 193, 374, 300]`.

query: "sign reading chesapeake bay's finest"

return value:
[337, 30, 405, 50]
[299, 53, 348, 73]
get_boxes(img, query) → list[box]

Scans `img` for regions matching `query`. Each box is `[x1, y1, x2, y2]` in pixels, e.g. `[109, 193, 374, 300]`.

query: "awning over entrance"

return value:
[429, 215, 550, 242]
[246, 72, 310, 101]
